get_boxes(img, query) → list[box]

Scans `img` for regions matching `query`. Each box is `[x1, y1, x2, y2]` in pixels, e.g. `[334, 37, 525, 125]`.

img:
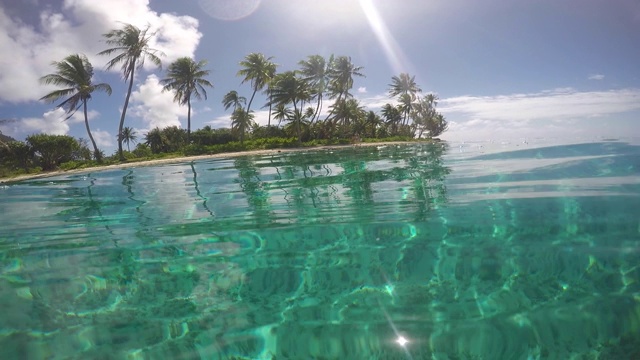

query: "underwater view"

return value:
[1, 140, 639, 359]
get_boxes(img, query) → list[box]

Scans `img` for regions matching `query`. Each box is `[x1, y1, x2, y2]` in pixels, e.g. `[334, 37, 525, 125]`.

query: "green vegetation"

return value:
[1, 23, 449, 180]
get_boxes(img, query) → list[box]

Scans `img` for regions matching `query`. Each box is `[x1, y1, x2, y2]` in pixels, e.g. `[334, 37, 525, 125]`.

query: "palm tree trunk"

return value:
[267, 88, 272, 127]
[313, 94, 323, 124]
[323, 93, 339, 123]
[119, 61, 136, 160]
[83, 100, 101, 162]
[187, 97, 192, 143]
[293, 99, 301, 144]
[247, 88, 257, 113]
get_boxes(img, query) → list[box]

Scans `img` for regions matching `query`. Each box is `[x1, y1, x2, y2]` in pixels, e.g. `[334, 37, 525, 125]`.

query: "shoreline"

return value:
[0, 141, 422, 184]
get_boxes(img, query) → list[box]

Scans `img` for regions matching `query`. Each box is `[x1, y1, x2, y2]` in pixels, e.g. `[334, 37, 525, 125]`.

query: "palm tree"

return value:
[99, 23, 163, 160]
[272, 103, 293, 127]
[231, 107, 254, 143]
[298, 54, 333, 123]
[39, 54, 112, 162]
[120, 126, 137, 151]
[388, 73, 422, 125]
[222, 90, 247, 111]
[330, 98, 365, 128]
[328, 56, 364, 101]
[325, 56, 364, 122]
[160, 57, 213, 142]
[144, 127, 165, 153]
[269, 71, 311, 143]
[237, 53, 277, 113]
[381, 103, 402, 135]
[411, 94, 448, 138]
[363, 110, 382, 138]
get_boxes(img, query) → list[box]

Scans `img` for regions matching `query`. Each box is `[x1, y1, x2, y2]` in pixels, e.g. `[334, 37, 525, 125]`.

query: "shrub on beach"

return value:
[26, 134, 81, 171]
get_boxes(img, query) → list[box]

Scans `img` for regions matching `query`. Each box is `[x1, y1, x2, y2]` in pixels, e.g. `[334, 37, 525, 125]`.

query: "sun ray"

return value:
[359, 0, 413, 75]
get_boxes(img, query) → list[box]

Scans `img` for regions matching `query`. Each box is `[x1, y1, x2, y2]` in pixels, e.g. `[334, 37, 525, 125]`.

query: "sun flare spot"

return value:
[198, 0, 262, 21]
[396, 335, 409, 346]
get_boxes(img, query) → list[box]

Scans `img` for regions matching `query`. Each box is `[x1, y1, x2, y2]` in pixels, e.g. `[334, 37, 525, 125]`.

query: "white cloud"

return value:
[130, 74, 186, 131]
[68, 109, 100, 125]
[92, 129, 114, 148]
[588, 74, 605, 80]
[358, 86, 367, 93]
[0, 0, 201, 103]
[437, 88, 640, 141]
[21, 108, 70, 136]
[439, 88, 640, 121]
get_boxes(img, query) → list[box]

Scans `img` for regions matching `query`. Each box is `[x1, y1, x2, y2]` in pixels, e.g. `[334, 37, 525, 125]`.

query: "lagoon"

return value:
[1, 141, 639, 359]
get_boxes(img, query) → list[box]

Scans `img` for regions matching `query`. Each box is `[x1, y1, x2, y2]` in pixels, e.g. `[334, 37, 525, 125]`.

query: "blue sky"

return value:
[0, 0, 639, 154]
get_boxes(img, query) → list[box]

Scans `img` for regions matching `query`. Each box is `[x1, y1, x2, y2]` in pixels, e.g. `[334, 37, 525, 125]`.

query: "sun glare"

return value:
[396, 335, 409, 347]
[358, 0, 411, 75]
[198, 0, 262, 21]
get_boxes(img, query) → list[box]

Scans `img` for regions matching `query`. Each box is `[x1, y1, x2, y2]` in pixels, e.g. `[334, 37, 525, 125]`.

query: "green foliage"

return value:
[26, 134, 81, 171]
[2, 141, 33, 171]
[144, 126, 187, 154]
[252, 125, 287, 139]
[191, 126, 235, 146]
[132, 143, 153, 158]
[58, 160, 98, 171]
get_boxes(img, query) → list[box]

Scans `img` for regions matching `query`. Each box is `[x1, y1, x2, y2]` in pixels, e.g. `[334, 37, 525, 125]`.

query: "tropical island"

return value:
[0, 23, 447, 182]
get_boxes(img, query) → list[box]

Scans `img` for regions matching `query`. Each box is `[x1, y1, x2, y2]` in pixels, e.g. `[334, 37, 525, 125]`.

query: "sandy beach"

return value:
[0, 141, 421, 184]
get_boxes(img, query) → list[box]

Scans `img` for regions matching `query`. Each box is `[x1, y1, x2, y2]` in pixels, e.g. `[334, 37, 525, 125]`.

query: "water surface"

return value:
[1, 141, 639, 359]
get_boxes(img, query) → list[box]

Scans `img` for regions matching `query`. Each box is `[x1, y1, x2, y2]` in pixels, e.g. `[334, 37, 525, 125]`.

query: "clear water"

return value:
[1, 141, 639, 359]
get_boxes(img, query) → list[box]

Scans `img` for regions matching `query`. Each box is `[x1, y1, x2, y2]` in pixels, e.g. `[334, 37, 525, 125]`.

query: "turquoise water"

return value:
[1, 141, 639, 359]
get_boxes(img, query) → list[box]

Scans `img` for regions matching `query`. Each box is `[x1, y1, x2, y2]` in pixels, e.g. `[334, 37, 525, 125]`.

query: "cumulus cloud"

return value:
[358, 86, 367, 93]
[92, 129, 114, 148]
[68, 109, 99, 125]
[0, 0, 201, 103]
[130, 74, 186, 131]
[437, 88, 640, 141]
[588, 74, 605, 80]
[19, 108, 70, 136]
[0, 107, 114, 141]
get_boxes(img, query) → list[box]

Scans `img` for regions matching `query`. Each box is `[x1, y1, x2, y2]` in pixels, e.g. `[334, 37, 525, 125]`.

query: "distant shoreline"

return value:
[0, 141, 422, 184]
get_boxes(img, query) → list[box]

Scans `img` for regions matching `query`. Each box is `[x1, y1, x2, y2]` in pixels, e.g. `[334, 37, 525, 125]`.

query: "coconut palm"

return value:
[330, 98, 365, 128]
[99, 23, 163, 160]
[388, 73, 422, 125]
[230, 107, 254, 143]
[363, 110, 382, 138]
[144, 127, 164, 154]
[237, 53, 277, 113]
[328, 56, 364, 102]
[120, 126, 137, 151]
[222, 90, 247, 111]
[269, 71, 311, 143]
[160, 57, 213, 142]
[39, 54, 112, 162]
[411, 94, 448, 138]
[272, 103, 293, 127]
[324, 56, 364, 122]
[298, 54, 333, 123]
[381, 103, 402, 135]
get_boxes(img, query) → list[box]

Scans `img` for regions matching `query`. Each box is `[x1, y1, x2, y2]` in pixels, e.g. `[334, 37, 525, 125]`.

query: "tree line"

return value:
[0, 23, 448, 177]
